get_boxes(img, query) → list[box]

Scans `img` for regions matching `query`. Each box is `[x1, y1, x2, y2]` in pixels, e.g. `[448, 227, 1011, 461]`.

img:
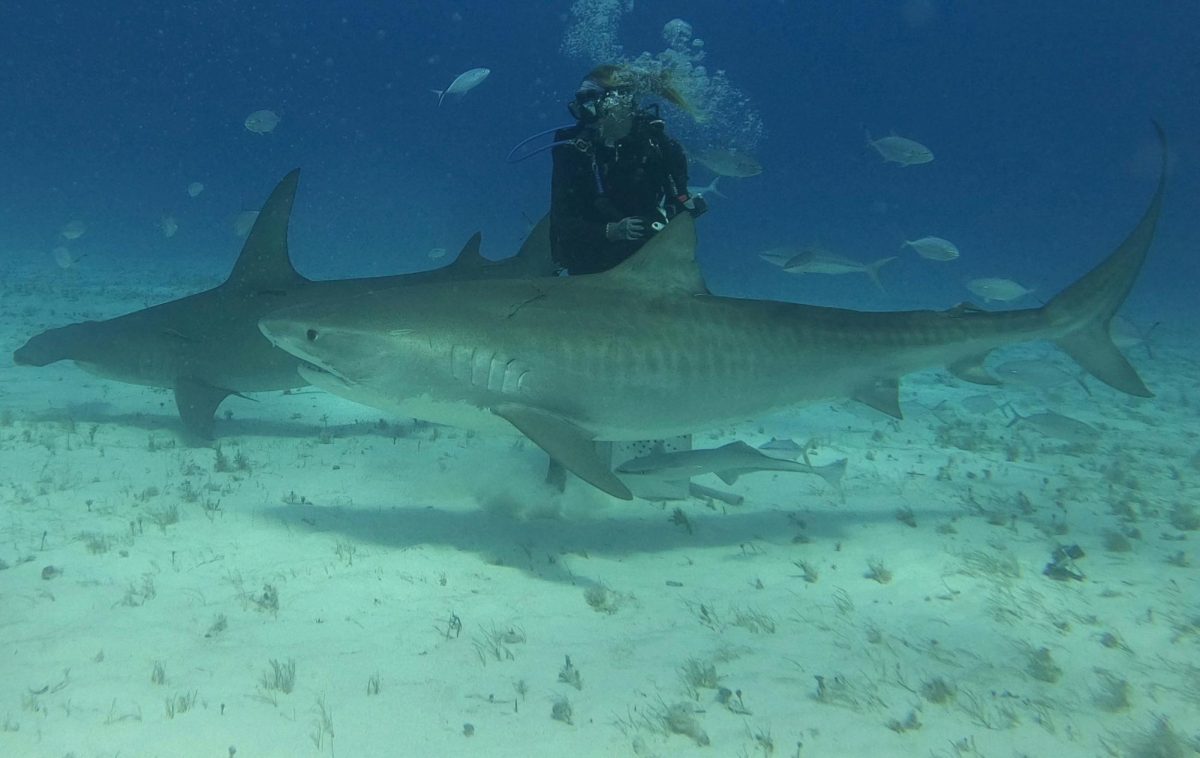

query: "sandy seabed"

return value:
[1, 259, 1198, 758]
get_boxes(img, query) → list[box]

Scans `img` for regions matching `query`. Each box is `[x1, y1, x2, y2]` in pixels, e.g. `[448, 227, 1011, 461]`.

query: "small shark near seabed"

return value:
[260, 125, 1167, 499]
[12, 171, 556, 437]
[615, 441, 847, 488]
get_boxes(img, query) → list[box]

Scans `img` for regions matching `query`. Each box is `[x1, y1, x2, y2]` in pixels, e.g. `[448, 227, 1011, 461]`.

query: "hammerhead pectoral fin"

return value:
[174, 377, 234, 438]
[852, 377, 903, 419]
[948, 353, 1000, 386]
[493, 404, 633, 500]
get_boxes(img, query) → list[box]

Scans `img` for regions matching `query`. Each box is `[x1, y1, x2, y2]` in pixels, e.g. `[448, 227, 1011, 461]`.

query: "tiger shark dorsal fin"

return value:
[601, 213, 707, 295]
[448, 232, 486, 271]
[224, 169, 308, 292]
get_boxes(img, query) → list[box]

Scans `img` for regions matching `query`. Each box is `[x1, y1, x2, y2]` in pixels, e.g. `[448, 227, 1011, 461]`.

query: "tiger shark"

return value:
[259, 126, 1166, 500]
[12, 171, 555, 437]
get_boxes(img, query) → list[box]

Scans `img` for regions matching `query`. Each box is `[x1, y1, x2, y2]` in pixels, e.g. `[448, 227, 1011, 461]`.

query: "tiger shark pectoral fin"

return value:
[852, 376, 903, 419]
[174, 377, 235, 439]
[494, 404, 633, 500]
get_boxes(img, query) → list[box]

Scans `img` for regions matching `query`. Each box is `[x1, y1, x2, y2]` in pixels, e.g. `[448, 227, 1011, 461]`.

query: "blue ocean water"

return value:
[2, 1, 1195, 309]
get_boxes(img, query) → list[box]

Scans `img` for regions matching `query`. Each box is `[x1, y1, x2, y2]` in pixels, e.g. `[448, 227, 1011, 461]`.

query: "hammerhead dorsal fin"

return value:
[601, 213, 708, 295]
[224, 169, 308, 292]
[448, 232, 486, 271]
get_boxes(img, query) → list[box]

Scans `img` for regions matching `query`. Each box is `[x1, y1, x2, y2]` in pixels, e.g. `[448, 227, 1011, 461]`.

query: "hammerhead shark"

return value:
[259, 125, 1166, 499]
[12, 171, 555, 437]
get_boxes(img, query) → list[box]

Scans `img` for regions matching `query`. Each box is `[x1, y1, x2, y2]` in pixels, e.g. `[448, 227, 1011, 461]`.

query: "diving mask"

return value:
[569, 85, 634, 124]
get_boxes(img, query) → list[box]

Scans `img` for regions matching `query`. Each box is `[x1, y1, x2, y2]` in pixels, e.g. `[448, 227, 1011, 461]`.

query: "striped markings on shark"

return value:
[260, 124, 1167, 499]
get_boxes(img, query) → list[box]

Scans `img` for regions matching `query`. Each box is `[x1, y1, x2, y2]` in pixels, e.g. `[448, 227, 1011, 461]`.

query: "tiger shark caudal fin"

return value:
[1042, 121, 1167, 398]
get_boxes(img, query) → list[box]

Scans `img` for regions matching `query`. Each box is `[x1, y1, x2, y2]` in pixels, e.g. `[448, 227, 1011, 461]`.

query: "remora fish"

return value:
[616, 441, 847, 488]
[260, 125, 1166, 499]
[433, 67, 490, 106]
[12, 173, 556, 437]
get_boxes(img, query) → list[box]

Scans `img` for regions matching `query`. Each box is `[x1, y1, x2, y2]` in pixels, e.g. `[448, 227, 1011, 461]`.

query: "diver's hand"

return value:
[605, 217, 645, 241]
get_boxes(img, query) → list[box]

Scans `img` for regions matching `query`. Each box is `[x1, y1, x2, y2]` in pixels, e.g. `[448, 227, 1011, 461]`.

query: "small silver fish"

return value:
[758, 437, 802, 454]
[61, 219, 86, 240]
[52, 246, 77, 270]
[434, 67, 490, 106]
[244, 109, 280, 134]
[762, 245, 896, 292]
[967, 277, 1034, 303]
[1008, 409, 1099, 445]
[904, 236, 960, 261]
[867, 133, 933, 165]
[993, 359, 1090, 394]
[687, 176, 725, 199]
[694, 148, 762, 178]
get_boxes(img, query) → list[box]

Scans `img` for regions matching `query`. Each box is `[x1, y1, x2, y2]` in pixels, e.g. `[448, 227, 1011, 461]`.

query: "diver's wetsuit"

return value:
[550, 115, 690, 275]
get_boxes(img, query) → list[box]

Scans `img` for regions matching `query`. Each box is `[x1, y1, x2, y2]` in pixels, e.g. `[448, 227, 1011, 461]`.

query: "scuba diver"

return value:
[548, 64, 707, 275]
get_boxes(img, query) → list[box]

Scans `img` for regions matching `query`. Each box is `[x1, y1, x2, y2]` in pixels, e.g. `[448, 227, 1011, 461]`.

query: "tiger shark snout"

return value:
[258, 314, 339, 377]
[258, 311, 389, 394]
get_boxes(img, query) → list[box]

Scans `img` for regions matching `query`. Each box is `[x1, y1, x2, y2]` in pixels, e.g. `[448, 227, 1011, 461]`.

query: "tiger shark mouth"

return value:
[296, 361, 353, 388]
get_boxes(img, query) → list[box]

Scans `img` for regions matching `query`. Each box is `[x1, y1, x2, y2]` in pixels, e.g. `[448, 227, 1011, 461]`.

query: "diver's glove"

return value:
[684, 194, 708, 219]
[605, 216, 646, 241]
